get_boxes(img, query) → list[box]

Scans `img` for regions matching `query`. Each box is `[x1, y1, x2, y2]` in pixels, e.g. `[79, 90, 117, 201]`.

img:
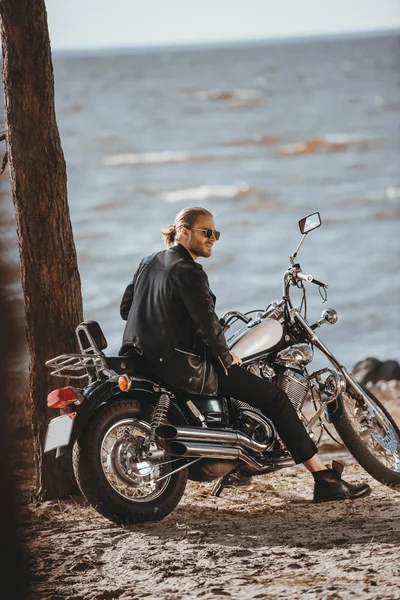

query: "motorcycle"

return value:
[44, 212, 400, 524]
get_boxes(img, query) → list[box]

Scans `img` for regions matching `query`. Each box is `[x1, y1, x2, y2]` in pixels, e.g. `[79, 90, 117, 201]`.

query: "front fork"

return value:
[293, 310, 372, 417]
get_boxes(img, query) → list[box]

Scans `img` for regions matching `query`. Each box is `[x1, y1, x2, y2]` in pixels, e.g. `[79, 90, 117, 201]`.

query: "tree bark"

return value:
[0, 0, 84, 498]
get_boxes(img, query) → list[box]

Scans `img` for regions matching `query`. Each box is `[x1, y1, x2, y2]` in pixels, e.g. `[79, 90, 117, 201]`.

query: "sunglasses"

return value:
[191, 228, 220, 241]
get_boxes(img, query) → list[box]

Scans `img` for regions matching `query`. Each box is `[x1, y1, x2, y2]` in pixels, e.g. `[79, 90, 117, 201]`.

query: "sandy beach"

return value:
[18, 383, 400, 600]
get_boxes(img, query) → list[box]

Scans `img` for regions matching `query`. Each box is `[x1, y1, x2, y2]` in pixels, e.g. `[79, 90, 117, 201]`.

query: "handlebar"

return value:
[220, 310, 252, 330]
[296, 272, 327, 288]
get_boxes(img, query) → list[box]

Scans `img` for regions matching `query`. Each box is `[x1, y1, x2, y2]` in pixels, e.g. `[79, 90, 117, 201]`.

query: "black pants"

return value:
[218, 365, 317, 464]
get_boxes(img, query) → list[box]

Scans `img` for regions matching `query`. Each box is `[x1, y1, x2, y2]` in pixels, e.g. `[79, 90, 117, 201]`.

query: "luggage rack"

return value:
[45, 352, 108, 381]
[45, 321, 110, 382]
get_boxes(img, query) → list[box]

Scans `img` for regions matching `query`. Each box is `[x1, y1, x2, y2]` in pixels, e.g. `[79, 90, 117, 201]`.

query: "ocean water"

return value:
[1, 32, 399, 370]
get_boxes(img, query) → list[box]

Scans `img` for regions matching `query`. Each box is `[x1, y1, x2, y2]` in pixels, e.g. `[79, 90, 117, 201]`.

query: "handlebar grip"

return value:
[296, 272, 313, 283]
[311, 278, 327, 288]
[296, 271, 327, 287]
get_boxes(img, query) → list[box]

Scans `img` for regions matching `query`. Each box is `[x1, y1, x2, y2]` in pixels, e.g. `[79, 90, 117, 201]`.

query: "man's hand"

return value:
[230, 350, 242, 366]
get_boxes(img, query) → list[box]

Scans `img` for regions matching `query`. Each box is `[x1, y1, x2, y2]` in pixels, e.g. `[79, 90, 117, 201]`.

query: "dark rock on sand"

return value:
[352, 358, 400, 385]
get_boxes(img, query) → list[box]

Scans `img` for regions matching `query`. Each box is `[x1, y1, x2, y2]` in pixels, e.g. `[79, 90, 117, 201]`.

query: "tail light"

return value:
[47, 387, 80, 409]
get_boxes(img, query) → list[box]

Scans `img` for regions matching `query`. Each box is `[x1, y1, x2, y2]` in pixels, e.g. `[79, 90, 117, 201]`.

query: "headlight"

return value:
[276, 344, 314, 367]
[324, 372, 346, 402]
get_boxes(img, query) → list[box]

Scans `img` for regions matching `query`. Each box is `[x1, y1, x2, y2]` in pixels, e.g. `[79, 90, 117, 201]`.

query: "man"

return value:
[120, 206, 371, 503]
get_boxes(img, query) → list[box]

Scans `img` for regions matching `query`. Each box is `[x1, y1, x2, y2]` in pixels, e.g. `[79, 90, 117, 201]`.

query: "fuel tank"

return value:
[228, 318, 283, 360]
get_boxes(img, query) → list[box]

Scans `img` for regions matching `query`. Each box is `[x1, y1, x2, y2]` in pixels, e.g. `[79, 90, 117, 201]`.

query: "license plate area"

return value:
[44, 413, 76, 453]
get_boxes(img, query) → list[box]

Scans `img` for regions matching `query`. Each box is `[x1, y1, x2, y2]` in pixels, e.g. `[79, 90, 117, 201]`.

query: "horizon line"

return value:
[51, 27, 400, 58]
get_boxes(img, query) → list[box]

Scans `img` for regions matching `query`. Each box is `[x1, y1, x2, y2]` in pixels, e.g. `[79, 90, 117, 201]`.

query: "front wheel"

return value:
[333, 385, 400, 487]
[72, 399, 188, 524]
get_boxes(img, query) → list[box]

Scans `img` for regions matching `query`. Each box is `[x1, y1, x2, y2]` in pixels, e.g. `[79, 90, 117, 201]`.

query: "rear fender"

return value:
[55, 379, 190, 457]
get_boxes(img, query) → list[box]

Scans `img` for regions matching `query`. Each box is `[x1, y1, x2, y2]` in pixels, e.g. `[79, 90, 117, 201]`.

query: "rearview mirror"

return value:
[299, 212, 321, 234]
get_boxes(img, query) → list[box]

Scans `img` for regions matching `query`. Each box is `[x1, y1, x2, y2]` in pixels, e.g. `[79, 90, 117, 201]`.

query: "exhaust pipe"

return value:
[156, 424, 272, 453]
[165, 441, 263, 470]
[167, 441, 241, 459]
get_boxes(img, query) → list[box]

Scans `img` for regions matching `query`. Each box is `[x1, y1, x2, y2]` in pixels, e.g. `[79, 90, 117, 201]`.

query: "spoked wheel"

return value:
[334, 385, 400, 487]
[73, 400, 188, 524]
[100, 418, 172, 502]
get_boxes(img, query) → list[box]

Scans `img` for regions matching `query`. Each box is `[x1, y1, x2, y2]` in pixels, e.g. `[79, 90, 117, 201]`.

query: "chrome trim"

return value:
[246, 318, 262, 328]
[221, 311, 252, 326]
[276, 344, 314, 367]
[76, 322, 103, 356]
[321, 308, 338, 325]
[341, 392, 400, 473]
[154, 458, 202, 483]
[289, 233, 307, 265]
[218, 356, 229, 376]
[276, 369, 309, 412]
[155, 424, 272, 453]
[100, 419, 171, 502]
[165, 441, 265, 470]
[310, 367, 347, 403]
[200, 351, 207, 395]
[291, 310, 341, 368]
[239, 410, 275, 436]
[45, 352, 109, 381]
[306, 405, 324, 431]
[341, 367, 386, 408]
[263, 301, 285, 321]
[258, 358, 276, 380]
[174, 348, 201, 359]
[186, 400, 207, 427]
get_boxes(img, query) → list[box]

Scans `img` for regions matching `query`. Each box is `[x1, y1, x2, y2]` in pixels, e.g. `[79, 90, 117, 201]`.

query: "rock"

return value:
[378, 360, 400, 381]
[352, 358, 400, 385]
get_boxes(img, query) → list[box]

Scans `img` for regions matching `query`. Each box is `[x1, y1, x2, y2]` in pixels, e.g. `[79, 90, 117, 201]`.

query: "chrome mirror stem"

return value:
[289, 233, 307, 264]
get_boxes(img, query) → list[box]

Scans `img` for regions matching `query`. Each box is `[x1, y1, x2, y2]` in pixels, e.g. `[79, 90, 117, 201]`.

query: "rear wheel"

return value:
[73, 400, 188, 524]
[333, 385, 400, 487]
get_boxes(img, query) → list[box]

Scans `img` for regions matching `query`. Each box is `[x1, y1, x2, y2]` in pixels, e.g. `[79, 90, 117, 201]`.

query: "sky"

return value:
[47, 0, 400, 52]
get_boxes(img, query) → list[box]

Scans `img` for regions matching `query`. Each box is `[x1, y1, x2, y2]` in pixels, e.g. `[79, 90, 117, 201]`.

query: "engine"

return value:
[245, 344, 312, 413]
[188, 459, 239, 482]
[275, 368, 310, 412]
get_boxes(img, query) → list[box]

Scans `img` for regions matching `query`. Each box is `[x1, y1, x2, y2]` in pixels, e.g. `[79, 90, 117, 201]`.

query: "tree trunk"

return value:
[0, 0, 84, 499]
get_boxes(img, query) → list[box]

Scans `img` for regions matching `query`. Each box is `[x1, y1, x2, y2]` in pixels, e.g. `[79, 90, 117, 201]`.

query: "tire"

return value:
[333, 384, 400, 488]
[72, 399, 188, 524]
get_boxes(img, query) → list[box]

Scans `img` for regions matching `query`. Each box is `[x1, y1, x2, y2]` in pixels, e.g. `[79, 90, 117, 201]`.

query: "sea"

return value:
[1, 31, 399, 371]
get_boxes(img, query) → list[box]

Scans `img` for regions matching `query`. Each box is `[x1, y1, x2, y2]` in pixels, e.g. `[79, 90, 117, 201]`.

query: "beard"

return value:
[189, 238, 212, 258]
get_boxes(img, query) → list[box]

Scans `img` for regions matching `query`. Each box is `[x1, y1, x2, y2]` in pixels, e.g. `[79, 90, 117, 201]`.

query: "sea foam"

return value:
[103, 151, 228, 166]
[162, 182, 254, 203]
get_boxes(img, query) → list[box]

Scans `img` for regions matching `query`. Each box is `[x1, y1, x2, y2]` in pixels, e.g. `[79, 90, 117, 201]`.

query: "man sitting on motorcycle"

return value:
[119, 206, 371, 503]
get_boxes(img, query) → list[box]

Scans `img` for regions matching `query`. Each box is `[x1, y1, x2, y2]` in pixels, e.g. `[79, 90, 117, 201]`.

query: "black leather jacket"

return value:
[119, 243, 233, 395]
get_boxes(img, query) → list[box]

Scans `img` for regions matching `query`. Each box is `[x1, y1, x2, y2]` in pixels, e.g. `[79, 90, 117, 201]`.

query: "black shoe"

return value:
[313, 460, 371, 504]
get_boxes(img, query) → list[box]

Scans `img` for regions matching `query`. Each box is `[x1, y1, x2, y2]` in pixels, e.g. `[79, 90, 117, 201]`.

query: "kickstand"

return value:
[211, 473, 233, 497]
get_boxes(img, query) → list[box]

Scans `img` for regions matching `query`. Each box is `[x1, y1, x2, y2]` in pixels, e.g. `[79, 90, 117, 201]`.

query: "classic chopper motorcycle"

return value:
[44, 212, 400, 524]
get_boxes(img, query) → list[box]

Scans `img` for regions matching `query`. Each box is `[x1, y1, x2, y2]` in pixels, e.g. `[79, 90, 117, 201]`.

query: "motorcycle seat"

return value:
[105, 354, 161, 384]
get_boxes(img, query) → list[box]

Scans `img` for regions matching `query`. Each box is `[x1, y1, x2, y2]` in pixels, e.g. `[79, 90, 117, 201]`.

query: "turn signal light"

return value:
[47, 387, 80, 409]
[118, 375, 131, 392]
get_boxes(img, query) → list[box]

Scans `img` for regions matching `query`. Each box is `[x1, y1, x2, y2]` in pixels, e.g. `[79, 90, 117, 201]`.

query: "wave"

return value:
[58, 103, 84, 114]
[224, 134, 280, 146]
[196, 89, 261, 101]
[94, 198, 132, 211]
[195, 89, 263, 108]
[371, 210, 400, 220]
[103, 151, 239, 166]
[277, 135, 375, 156]
[162, 182, 256, 203]
[384, 187, 400, 202]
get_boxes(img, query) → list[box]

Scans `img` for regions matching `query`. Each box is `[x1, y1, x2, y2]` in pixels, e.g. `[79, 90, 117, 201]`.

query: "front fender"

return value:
[55, 379, 190, 457]
[324, 395, 343, 423]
